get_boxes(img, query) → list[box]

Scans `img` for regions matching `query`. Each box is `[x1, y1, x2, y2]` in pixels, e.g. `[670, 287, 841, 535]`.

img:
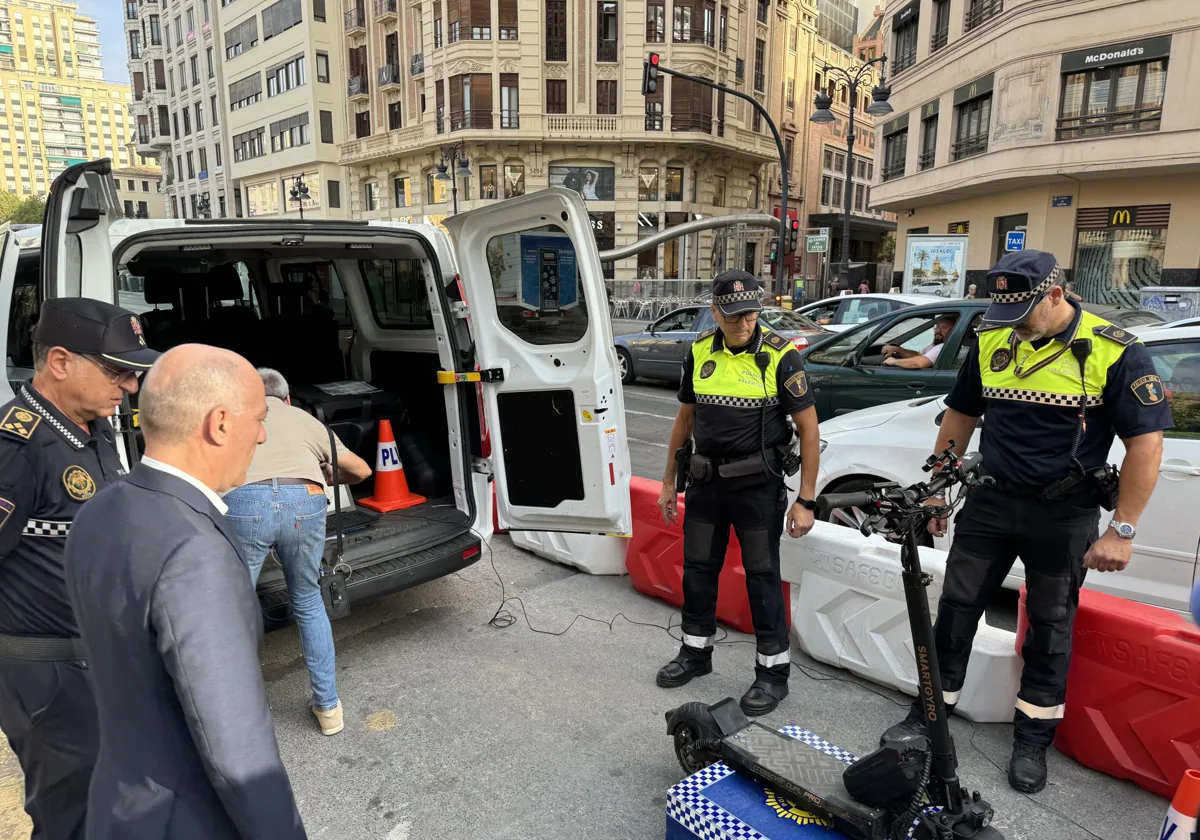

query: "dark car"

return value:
[614, 305, 830, 384]
[798, 300, 989, 421]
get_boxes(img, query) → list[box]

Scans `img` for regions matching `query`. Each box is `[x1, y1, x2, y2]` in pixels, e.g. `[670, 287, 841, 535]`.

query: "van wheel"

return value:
[818, 477, 933, 547]
[617, 348, 636, 385]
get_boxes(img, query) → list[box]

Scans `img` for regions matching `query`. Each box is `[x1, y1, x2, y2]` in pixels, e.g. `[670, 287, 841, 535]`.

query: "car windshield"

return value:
[760, 309, 821, 332]
[807, 326, 871, 365]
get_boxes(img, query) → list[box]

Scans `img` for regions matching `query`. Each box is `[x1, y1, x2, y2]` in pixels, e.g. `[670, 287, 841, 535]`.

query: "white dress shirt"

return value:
[140, 457, 229, 515]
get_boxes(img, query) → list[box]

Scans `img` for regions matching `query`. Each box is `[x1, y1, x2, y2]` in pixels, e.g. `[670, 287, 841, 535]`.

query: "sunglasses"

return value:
[80, 354, 144, 384]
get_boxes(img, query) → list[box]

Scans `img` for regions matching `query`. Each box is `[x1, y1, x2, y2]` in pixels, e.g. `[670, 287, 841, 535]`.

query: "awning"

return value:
[807, 213, 897, 237]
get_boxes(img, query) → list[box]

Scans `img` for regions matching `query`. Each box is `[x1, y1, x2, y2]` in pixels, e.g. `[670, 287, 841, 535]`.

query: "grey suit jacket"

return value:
[64, 463, 307, 840]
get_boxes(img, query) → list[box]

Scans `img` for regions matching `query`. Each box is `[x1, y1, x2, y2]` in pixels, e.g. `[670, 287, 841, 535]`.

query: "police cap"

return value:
[981, 249, 1062, 329]
[711, 270, 763, 317]
[35, 298, 160, 372]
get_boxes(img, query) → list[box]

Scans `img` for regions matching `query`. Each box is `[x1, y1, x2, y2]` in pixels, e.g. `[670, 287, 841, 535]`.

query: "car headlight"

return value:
[819, 439, 828, 453]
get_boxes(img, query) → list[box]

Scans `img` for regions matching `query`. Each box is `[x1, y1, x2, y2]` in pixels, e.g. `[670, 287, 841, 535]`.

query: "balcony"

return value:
[918, 150, 935, 170]
[546, 40, 566, 62]
[500, 109, 519, 129]
[375, 0, 398, 22]
[546, 114, 618, 136]
[410, 53, 424, 75]
[597, 40, 617, 62]
[881, 161, 905, 182]
[348, 75, 369, 100]
[344, 8, 366, 33]
[671, 114, 712, 134]
[672, 27, 715, 47]
[1055, 106, 1162, 142]
[930, 26, 948, 52]
[892, 45, 916, 74]
[377, 63, 400, 90]
[449, 108, 492, 131]
[964, 0, 1003, 33]
[951, 135, 988, 161]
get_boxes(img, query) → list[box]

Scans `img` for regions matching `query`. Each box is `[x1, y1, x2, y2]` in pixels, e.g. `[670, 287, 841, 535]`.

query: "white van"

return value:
[0, 161, 632, 619]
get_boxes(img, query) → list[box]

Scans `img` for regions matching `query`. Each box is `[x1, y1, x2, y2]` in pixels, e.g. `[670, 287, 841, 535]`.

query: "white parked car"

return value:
[815, 324, 1200, 614]
[792, 292, 932, 332]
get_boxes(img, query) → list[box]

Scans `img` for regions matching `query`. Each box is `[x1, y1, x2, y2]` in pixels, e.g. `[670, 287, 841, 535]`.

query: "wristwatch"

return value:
[795, 496, 816, 511]
[1108, 520, 1136, 539]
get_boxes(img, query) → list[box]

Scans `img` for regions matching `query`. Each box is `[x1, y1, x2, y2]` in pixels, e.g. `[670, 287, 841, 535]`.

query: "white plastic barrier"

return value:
[509, 531, 629, 576]
[781, 520, 1021, 724]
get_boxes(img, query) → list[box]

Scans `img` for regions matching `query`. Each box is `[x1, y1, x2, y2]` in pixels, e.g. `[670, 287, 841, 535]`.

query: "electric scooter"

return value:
[666, 447, 1004, 840]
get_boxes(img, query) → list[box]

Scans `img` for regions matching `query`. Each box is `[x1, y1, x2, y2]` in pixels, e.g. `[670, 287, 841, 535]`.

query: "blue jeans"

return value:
[225, 481, 339, 711]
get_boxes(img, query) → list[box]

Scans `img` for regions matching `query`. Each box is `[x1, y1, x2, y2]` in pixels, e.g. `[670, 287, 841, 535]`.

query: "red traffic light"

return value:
[650, 53, 660, 65]
[789, 219, 800, 231]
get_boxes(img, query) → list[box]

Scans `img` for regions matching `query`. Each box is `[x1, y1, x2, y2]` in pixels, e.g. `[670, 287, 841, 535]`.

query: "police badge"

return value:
[990, 348, 1011, 372]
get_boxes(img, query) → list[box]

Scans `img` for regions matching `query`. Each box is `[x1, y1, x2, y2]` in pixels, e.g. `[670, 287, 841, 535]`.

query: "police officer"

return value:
[657, 270, 821, 716]
[0, 298, 157, 838]
[881, 250, 1172, 793]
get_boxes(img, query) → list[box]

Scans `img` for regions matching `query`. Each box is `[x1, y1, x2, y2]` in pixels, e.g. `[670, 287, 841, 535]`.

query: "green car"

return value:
[798, 300, 989, 421]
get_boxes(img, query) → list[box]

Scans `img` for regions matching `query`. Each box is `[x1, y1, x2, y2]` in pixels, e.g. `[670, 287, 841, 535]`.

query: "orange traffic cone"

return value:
[360, 420, 426, 512]
[1161, 769, 1200, 840]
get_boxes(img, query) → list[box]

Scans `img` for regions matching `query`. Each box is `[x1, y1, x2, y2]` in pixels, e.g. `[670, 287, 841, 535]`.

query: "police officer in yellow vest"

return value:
[881, 250, 1173, 793]
[657, 270, 821, 716]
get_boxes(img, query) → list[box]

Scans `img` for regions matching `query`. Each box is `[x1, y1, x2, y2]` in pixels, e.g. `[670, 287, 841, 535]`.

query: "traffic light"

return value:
[642, 53, 660, 96]
[788, 218, 800, 253]
[769, 236, 779, 262]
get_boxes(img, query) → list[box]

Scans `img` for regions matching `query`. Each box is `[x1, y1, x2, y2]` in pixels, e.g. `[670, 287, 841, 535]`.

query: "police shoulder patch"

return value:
[0, 406, 41, 441]
[696, 326, 718, 340]
[1093, 324, 1136, 346]
[784, 370, 809, 399]
[762, 330, 790, 351]
[1131, 375, 1166, 406]
[0, 497, 13, 531]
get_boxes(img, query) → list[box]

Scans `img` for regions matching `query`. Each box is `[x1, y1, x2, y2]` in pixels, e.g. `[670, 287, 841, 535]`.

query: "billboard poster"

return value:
[549, 166, 615, 202]
[903, 235, 969, 299]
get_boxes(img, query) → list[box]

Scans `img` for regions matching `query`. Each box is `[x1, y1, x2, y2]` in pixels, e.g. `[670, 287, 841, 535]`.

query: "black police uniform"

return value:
[657, 271, 816, 716]
[883, 250, 1174, 792]
[0, 298, 157, 839]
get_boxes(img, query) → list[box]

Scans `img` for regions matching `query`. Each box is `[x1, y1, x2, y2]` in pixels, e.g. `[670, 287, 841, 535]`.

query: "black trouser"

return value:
[680, 472, 790, 684]
[911, 483, 1099, 748]
[0, 658, 98, 840]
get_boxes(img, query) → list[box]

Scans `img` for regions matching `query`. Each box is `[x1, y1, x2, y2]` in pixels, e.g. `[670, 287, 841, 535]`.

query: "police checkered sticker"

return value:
[714, 290, 763, 306]
[23, 519, 71, 537]
[989, 264, 1060, 303]
[982, 386, 1103, 407]
[695, 394, 781, 409]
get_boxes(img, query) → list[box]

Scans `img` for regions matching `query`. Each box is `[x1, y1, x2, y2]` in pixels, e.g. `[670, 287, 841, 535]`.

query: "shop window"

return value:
[479, 164, 498, 199]
[638, 166, 658, 201]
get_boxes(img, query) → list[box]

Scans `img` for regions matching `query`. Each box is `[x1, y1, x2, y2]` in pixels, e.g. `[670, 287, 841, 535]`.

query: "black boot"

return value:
[656, 647, 713, 688]
[880, 702, 927, 746]
[739, 679, 788, 716]
[1008, 742, 1048, 793]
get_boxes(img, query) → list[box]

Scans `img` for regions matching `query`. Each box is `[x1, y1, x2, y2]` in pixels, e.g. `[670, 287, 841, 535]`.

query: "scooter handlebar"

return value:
[814, 491, 875, 511]
[816, 453, 985, 513]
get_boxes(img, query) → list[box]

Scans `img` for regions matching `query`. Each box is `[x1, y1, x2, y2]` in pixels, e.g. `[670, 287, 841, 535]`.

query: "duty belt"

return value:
[690, 448, 784, 482]
[0, 633, 87, 661]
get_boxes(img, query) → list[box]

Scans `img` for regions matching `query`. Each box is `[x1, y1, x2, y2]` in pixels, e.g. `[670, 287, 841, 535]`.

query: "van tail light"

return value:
[791, 335, 810, 350]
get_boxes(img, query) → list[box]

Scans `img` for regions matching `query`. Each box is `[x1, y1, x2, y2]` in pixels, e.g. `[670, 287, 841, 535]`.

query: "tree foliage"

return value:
[0, 192, 46, 226]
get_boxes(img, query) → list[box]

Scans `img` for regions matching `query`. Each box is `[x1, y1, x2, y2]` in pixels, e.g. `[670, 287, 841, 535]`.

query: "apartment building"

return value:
[128, 0, 231, 218]
[871, 0, 1200, 301]
[816, 0, 858, 52]
[0, 0, 132, 197]
[216, 0, 348, 219]
[339, 0, 783, 282]
[769, 0, 893, 288]
[115, 164, 166, 217]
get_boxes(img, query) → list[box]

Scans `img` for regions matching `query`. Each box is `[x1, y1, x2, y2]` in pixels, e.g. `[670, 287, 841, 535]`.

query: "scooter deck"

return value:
[719, 723, 890, 840]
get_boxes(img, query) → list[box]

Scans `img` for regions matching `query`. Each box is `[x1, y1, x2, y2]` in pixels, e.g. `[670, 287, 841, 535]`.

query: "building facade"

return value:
[127, 0, 231, 218]
[0, 0, 132, 197]
[215, 0, 349, 219]
[339, 0, 782, 283]
[854, 4, 883, 62]
[114, 164, 166, 217]
[816, 0, 858, 53]
[871, 0, 1200, 302]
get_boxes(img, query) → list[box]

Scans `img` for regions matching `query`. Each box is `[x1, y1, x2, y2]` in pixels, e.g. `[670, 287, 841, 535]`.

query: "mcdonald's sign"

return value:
[954, 72, 995, 105]
[1109, 207, 1137, 228]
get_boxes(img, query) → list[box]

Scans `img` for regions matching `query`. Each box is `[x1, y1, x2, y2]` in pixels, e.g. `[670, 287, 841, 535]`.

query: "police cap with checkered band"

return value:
[981, 249, 1062, 329]
[35, 298, 160, 372]
[711, 270, 764, 317]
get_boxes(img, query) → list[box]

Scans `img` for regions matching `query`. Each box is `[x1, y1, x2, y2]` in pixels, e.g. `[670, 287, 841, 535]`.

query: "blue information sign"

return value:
[1005, 231, 1026, 251]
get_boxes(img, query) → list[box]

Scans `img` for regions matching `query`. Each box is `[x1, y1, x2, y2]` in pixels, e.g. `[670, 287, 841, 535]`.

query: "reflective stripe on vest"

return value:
[691, 329, 790, 406]
[977, 310, 1129, 405]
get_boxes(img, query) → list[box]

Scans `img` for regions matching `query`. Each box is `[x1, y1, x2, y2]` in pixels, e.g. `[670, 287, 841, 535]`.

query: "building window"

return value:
[930, 0, 950, 52]
[882, 129, 906, 181]
[182, 108, 191, 134]
[671, 77, 711, 132]
[355, 110, 370, 138]
[363, 181, 377, 211]
[756, 0, 768, 24]
[229, 73, 262, 110]
[597, 80, 617, 115]
[638, 166, 658, 201]
[320, 109, 334, 143]
[964, 0, 1003, 33]
[328, 180, 340, 208]
[892, 14, 918, 73]
[316, 51, 330, 82]
[426, 170, 448, 203]
[233, 128, 265, 161]
[503, 164, 525, 198]
[500, 74, 519, 128]
[199, 148, 208, 173]
[267, 54, 305, 97]
[919, 114, 937, 169]
[314, 0, 326, 21]
[597, 2, 617, 62]
[719, 6, 727, 50]
[499, 0, 517, 39]
[434, 0, 443, 47]
[953, 93, 991, 160]
[672, 0, 691, 42]
[269, 112, 309, 152]
[224, 17, 258, 59]
[854, 183, 865, 212]
[207, 46, 215, 78]
[753, 39, 765, 92]
[748, 175, 759, 209]
[1057, 58, 1166, 141]
[215, 144, 223, 166]
[713, 174, 725, 207]
[262, 0, 303, 40]
[394, 176, 410, 207]
[479, 165, 497, 199]
[186, 151, 195, 178]
[665, 166, 683, 201]
[388, 101, 402, 130]
[546, 79, 567, 114]
[786, 78, 794, 109]
[194, 102, 204, 130]
[450, 73, 493, 130]
[211, 95, 219, 126]
[647, 2, 664, 43]
[645, 89, 663, 130]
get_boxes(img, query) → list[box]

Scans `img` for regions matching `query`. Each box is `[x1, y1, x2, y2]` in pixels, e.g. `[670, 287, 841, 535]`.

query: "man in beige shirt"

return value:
[224, 368, 371, 736]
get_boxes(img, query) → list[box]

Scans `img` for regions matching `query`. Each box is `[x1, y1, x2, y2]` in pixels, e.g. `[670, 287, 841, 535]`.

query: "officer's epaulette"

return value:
[761, 330, 790, 351]
[0, 405, 41, 442]
[696, 326, 718, 341]
[1093, 324, 1137, 347]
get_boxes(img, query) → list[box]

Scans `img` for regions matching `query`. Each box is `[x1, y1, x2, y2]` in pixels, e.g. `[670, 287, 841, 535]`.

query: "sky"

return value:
[76, 0, 130, 84]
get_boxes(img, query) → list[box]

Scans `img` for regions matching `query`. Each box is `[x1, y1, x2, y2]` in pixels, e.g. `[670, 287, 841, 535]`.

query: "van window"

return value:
[484, 223, 589, 346]
[279, 262, 346, 327]
[359, 258, 432, 329]
[8, 253, 40, 369]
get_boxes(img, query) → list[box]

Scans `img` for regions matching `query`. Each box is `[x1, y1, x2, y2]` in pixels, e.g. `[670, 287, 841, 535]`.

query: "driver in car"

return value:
[881, 314, 960, 369]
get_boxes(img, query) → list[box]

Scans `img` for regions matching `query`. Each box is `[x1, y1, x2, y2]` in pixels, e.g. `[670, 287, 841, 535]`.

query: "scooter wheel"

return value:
[670, 702, 722, 775]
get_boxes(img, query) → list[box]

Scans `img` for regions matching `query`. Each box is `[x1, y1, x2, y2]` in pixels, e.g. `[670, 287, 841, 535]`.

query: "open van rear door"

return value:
[0, 226, 24, 402]
[444, 188, 632, 536]
[42, 160, 122, 301]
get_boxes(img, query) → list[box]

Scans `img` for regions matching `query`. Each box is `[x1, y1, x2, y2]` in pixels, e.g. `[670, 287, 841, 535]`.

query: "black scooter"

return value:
[666, 447, 1004, 840]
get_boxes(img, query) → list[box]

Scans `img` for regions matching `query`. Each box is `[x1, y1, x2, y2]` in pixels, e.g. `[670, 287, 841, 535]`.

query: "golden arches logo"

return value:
[968, 83, 977, 98]
[1111, 209, 1132, 226]
[764, 789, 833, 828]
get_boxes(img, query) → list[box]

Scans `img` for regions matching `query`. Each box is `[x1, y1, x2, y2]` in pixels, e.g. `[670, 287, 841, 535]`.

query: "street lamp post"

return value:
[436, 142, 473, 215]
[810, 57, 892, 292]
[289, 174, 310, 220]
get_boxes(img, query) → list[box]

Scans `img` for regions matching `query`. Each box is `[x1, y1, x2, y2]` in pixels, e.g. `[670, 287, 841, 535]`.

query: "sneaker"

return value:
[313, 701, 344, 736]
[656, 651, 714, 688]
[1008, 742, 1047, 793]
[880, 704, 927, 746]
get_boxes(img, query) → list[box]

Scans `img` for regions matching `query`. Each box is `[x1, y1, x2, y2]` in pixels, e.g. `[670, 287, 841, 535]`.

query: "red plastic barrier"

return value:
[1017, 585, 1200, 799]
[624, 476, 790, 635]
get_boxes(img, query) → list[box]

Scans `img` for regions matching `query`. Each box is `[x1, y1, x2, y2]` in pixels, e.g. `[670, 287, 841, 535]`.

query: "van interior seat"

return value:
[137, 269, 183, 347]
[258, 278, 345, 384]
[203, 264, 259, 360]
